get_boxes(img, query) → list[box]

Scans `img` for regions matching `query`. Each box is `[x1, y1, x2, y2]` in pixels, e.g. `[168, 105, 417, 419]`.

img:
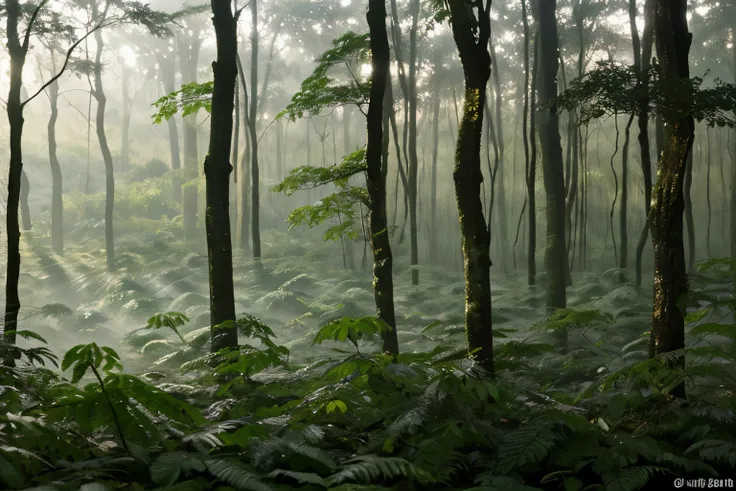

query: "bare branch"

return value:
[21, 20, 115, 108]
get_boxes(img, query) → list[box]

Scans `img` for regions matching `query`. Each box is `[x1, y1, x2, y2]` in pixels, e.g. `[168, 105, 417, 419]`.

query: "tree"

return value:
[205, 0, 240, 351]
[445, 0, 494, 372]
[534, 0, 568, 344]
[366, 0, 399, 354]
[3, 0, 103, 360]
[649, 0, 694, 399]
[248, 0, 261, 259]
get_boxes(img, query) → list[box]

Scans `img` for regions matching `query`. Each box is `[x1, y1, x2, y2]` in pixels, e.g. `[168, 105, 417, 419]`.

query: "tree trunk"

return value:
[731, 35, 736, 281]
[535, 0, 568, 340]
[178, 33, 202, 243]
[521, 0, 534, 286]
[20, 170, 31, 231]
[366, 0, 399, 355]
[121, 63, 131, 170]
[429, 94, 440, 263]
[48, 78, 63, 254]
[206, 0, 239, 352]
[3, 0, 26, 357]
[92, 5, 115, 271]
[528, 31, 539, 287]
[648, 0, 694, 400]
[407, 0, 420, 286]
[447, 0, 494, 373]
[249, 0, 261, 259]
[619, 115, 635, 283]
[491, 43, 508, 273]
[157, 53, 182, 204]
[236, 52, 250, 250]
[634, 0, 655, 286]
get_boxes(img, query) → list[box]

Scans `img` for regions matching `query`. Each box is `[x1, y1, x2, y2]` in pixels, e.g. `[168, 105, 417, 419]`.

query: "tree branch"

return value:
[21, 20, 113, 109]
[22, 0, 51, 51]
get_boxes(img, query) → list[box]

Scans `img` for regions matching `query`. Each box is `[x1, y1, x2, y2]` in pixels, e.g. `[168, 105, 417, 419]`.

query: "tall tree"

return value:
[535, 0, 568, 344]
[249, 0, 262, 259]
[2, 0, 104, 359]
[176, 12, 206, 243]
[89, 0, 116, 271]
[648, 0, 694, 400]
[446, 0, 494, 372]
[407, 0, 420, 286]
[367, 0, 399, 355]
[206, 0, 239, 351]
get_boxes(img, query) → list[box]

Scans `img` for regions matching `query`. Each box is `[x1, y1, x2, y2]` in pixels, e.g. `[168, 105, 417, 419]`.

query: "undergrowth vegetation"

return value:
[2, 226, 736, 490]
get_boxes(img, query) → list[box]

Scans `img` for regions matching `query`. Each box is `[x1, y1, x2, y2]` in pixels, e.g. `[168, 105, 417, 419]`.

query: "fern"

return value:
[205, 458, 270, 491]
[495, 423, 561, 473]
[326, 456, 434, 486]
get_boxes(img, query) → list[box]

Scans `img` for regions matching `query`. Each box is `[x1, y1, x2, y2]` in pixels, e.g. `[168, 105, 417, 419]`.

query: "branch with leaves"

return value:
[554, 60, 736, 128]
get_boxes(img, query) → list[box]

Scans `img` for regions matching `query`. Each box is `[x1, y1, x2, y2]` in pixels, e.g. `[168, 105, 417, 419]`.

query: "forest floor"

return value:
[3, 226, 735, 490]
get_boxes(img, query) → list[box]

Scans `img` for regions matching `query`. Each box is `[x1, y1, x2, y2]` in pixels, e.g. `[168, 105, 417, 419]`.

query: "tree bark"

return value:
[206, 0, 239, 352]
[447, 0, 494, 373]
[366, 0, 399, 355]
[490, 43, 509, 274]
[535, 0, 568, 343]
[648, 0, 694, 400]
[521, 0, 534, 286]
[3, 0, 26, 357]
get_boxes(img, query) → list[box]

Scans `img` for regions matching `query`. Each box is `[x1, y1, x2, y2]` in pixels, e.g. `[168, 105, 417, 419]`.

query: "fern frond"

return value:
[205, 458, 270, 491]
[326, 456, 434, 486]
[495, 423, 560, 473]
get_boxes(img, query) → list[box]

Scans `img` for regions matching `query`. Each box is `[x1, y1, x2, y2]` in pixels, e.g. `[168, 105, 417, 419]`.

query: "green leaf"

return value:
[326, 400, 348, 414]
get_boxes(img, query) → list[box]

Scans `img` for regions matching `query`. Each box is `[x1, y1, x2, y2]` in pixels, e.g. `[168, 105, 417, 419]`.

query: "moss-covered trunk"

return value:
[206, 0, 239, 352]
[447, 0, 494, 372]
[648, 0, 694, 400]
[366, 0, 399, 355]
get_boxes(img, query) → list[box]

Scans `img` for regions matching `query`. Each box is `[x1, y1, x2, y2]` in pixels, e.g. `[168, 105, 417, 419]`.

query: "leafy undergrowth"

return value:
[2, 233, 736, 490]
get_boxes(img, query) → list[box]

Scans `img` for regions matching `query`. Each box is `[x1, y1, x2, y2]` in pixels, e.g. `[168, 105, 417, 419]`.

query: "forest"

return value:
[0, 0, 735, 489]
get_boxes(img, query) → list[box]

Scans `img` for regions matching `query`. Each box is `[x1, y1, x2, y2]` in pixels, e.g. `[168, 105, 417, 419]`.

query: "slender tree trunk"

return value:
[648, 0, 694, 400]
[20, 170, 31, 231]
[366, 0, 399, 355]
[521, 0, 534, 286]
[406, 0, 420, 286]
[250, 0, 261, 259]
[48, 78, 63, 254]
[634, 0, 655, 287]
[178, 33, 202, 243]
[157, 53, 182, 204]
[490, 43, 508, 273]
[121, 63, 131, 170]
[91, 4, 115, 271]
[429, 94, 440, 263]
[528, 31, 539, 287]
[236, 52, 250, 250]
[447, 0, 494, 373]
[619, 115, 635, 283]
[535, 0, 567, 346]
[343, 107, 355, 269]
[706, 128, 712, 258]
